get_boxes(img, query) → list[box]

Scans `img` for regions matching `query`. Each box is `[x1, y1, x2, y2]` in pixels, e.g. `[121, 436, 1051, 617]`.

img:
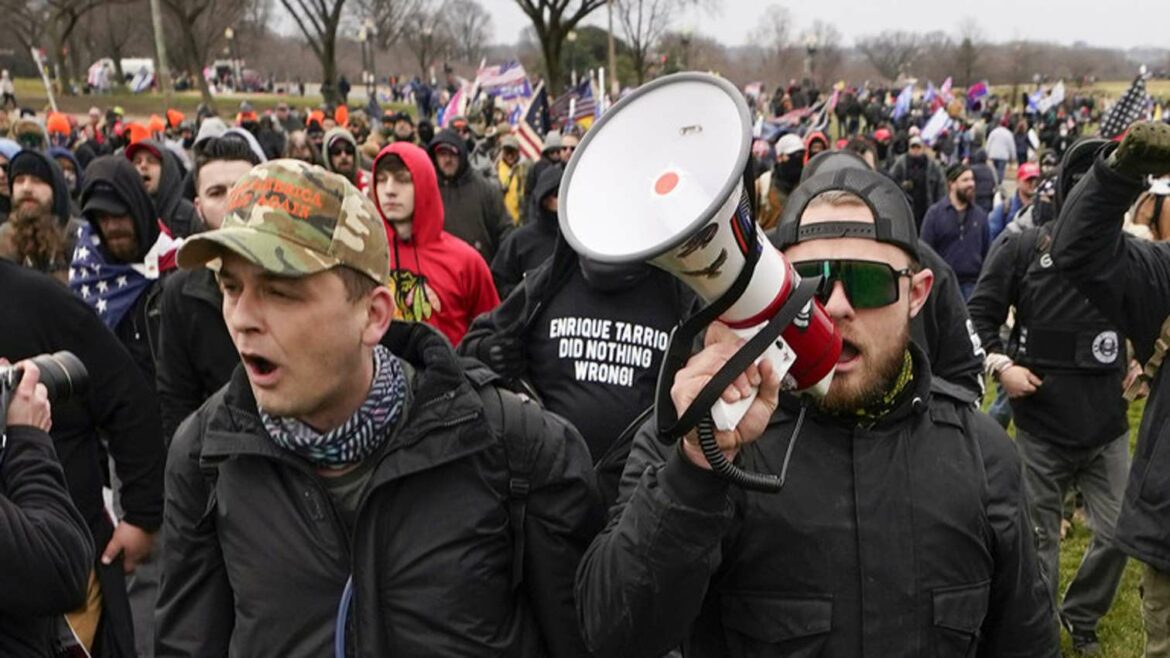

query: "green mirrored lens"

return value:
[839, 261, 899, 309]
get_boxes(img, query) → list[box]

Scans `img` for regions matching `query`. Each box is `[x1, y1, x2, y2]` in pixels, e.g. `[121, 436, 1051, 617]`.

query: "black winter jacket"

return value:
[156, 321, 601, 657]
[1050, 154, 1170, 571]
[156, 268, 237, 442]
[0, 427, 94, 657]
[576, 345, 1058, 658]
[428, 130, 514, 262]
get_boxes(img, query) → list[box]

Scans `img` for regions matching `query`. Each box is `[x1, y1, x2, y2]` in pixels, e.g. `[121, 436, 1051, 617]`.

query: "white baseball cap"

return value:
[776, 133, 805, 156]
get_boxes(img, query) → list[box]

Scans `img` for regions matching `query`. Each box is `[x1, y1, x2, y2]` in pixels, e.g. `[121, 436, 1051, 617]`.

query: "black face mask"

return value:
[182, 136, 195, 149]
[776, 156, 804, 185]
[578, 257, 651, 292]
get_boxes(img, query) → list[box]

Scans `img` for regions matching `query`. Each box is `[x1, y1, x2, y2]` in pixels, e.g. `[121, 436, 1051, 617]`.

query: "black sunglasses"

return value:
[792, 259, 913, 309]
[329, 144, 355, 157]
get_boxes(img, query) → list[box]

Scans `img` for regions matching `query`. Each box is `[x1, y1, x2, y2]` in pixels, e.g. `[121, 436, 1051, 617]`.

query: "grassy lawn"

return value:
[985, 381, 1147, 657]
[9, 78, 412, 120]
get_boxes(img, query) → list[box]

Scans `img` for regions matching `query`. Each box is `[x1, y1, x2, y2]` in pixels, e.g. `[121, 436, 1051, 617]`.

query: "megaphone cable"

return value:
[697, 396, 809, 493]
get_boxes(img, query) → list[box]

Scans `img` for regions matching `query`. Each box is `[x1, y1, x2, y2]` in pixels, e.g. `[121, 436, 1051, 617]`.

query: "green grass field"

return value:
[984, 382, 1147, 657]
[8, 78, 412, 120]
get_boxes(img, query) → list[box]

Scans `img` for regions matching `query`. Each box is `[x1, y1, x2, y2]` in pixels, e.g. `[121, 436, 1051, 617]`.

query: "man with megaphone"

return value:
[571, 74, 1057, 658]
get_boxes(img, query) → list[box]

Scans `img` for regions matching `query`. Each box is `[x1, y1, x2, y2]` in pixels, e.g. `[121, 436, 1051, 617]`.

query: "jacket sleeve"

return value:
[466, 254, 502, 324]
[65, 296, 165, 531]
[1051, 157, 1170, 356]
[156, 275, 203, 445]
[575, 420, 735, 658]
[0, 426, 93, 615]
[485, 181, 515, 257]
[967, 231, 1023, 356]
[972, 412, 1061, 657]
[458, 271, 531, 364]
[920, 207, 940, 251]
[522, 404, 604, 658]
[154, 413, 235, 657]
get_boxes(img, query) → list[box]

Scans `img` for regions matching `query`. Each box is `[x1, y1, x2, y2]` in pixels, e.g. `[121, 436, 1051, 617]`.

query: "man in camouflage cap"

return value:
[156, 159, 600, 656]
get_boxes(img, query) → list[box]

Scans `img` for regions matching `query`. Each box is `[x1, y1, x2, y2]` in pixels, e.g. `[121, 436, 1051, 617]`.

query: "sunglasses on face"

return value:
[792, 259, 914, 310]
[329, 145, 355, 157]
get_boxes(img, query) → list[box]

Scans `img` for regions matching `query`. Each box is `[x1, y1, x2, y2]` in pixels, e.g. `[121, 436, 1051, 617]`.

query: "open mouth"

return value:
[241, 353, 280, 382]
[839, 340, 860, 364]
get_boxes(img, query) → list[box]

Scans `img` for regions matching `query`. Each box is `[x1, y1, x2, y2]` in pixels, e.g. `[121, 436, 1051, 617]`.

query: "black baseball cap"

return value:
[771, 166, 920, 261]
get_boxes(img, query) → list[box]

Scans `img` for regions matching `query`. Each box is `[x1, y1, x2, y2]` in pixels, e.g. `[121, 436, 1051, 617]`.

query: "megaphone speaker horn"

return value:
[560, 73, 842, 492]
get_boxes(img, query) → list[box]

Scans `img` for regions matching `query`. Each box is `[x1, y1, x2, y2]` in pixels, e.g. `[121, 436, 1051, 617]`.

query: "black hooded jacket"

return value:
[0, 149, 83, 275]
[969, 149, 998, 213]
[137, 140, 199, 238]
[490, 164, 562, 298]
[80, 156, 166, 381]
[428, 129, 513, 262]
[1050, 154, 1170, 572]
[575, 344, 1058, 658]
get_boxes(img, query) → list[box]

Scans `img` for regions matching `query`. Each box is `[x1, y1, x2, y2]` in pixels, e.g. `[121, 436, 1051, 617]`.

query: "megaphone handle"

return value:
[710, 331, 795, 431]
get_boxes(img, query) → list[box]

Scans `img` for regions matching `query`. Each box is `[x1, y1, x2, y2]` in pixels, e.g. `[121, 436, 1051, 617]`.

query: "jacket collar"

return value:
[181, 267, 223, 308]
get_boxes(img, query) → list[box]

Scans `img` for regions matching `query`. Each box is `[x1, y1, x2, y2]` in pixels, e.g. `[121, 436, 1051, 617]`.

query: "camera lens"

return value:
[28, 352, 88, 403]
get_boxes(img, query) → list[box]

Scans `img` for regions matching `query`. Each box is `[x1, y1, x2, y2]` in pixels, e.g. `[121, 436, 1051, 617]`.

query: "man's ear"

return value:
[362, 286, 396, 347]
[907, 267, 934, 320]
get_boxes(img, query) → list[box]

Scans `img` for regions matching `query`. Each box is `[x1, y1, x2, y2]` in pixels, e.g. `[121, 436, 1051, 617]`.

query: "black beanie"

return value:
[945, 163, 970, 182]
[8, 150, 55, 190]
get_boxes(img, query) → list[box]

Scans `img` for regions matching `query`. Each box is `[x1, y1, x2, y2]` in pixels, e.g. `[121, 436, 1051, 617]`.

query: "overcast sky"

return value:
[478, 0, 1168, 50]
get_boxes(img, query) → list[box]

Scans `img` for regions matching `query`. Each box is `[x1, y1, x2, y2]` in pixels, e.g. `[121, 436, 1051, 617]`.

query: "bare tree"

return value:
[615, 0, 689, 85]
[444, 0, 493, 63]
[401, 0, 453, 78]
[748, 3, 799, 85]
[161, 0, 254, 111]
[855, 30, 921, 82]
[952, 17, 984, 86]
[1, 0, 110, 94]
[280, 0, 349, 104]
[512, 0, 606, 92]
[77, 0, 152, 89]
[351, 0, 422, 53]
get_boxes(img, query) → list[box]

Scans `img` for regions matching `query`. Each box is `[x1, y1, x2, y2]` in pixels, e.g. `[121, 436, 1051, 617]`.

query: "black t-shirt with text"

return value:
[527, 268, 691, 461]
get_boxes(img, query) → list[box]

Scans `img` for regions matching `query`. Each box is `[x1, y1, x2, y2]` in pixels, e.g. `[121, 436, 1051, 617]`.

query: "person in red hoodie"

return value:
[371, 142, 499, 345]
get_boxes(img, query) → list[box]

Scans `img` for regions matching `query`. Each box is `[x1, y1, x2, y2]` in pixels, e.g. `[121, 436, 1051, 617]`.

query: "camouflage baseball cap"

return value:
[177, 159, 389, 283]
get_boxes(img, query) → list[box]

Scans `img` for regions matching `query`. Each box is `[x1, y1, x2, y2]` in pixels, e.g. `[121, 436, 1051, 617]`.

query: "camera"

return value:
[1, 352, 89, 457]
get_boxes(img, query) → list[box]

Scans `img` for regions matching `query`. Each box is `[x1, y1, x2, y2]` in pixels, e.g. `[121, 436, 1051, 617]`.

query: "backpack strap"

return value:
[462, 359, 544, 590]
[1125, 315, 1170, 403]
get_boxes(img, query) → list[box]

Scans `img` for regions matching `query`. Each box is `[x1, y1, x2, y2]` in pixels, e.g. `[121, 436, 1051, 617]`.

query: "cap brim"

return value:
[82, 196, 128, 219]
[177, 226, 342, 275]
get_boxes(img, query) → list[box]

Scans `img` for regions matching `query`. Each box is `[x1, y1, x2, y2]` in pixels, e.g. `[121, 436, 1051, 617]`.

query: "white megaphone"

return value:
[559, 72, 842, 439]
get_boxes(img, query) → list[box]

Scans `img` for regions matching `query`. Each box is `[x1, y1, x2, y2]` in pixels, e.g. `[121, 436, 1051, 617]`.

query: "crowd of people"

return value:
[1, 68, 1170, 658]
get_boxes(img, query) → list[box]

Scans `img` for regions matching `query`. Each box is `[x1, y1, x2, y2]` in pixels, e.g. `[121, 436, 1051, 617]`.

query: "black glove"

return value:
[480, 335, 526, 379]
[1107, 121, 1170, 179]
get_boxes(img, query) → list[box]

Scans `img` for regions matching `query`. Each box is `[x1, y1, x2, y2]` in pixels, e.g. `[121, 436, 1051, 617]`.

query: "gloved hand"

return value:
[1107, 121, 1170, 179]
[480, 335, 526, 379]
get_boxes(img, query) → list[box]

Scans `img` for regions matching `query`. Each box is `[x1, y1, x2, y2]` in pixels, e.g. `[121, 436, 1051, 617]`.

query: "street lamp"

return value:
[224, 27, 237, 91]
[567, 31, 578, 87]
[680, 27, 693, 71]
[364, 18, 378, 103]
[803, 33, 819, 82]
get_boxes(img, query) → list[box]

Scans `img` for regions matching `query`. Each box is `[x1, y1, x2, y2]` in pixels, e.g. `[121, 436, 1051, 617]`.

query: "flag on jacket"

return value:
[1100, 74, 1150, 139]
[68, 222, 179, 330]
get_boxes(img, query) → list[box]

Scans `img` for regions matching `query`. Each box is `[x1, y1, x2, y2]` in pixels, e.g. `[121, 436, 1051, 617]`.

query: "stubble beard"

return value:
[818, 320, 910, 415]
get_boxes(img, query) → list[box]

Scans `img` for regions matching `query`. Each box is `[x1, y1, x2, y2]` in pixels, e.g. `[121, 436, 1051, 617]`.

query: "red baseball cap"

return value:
[1018, 162, 1040, 182]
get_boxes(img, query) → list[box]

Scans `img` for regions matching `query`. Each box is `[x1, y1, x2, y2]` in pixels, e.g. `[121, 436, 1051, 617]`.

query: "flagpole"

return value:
[606, 0, 619, 98]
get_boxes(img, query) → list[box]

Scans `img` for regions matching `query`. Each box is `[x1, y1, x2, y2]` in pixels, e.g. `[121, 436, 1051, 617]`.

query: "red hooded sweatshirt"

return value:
[372, 142, 499, 346]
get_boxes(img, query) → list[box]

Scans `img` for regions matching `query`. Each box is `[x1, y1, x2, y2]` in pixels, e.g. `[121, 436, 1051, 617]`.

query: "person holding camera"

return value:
[576, 168, 1057, 657]
[0, 360, 94, 656]
[1, 258, 164, 656]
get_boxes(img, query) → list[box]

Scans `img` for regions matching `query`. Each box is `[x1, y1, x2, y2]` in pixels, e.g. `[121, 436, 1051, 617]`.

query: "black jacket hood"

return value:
[428, 129, 471, 182]
[81, 155, 159, 262]
[529, 164, 563, 228]
[138, 139, 189, 227]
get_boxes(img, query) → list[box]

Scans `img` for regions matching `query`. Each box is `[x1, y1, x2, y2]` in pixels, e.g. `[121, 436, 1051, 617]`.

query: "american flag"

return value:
[550, 79, 597, 126]
[1100, 74, 1150, 139]
[475, 60, 532, 101]
[517, 82, 550, 161]
[68, 222, 178, 330]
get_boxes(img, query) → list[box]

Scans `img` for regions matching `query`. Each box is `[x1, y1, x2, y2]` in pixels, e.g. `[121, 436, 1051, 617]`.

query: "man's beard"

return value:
[818, 320, 910, 415]
[8, 202, 66, 270]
